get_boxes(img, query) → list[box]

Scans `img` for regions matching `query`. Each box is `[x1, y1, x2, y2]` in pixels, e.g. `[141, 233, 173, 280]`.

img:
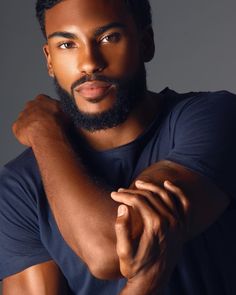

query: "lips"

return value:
[74, 81, 113, 100]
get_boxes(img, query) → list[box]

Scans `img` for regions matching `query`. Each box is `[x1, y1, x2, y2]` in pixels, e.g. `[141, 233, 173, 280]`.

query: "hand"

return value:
[111, 180, 190, 295]
[12, 95, 69, 147]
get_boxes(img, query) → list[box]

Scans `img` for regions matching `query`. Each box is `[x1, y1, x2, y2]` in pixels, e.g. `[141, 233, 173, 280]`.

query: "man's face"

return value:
[44, 0, 153, 131]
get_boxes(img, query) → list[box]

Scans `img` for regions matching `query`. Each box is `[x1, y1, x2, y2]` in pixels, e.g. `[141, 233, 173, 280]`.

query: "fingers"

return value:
[29, 95, 60, 111]
[19, 94, 61, 122]
[135, 180, 178, 218]
[111, 190, 168, 243]
[35, 94, 56, 102]
[112, 180, 188, 280]
[115, 205, 133, 269]
[118, 186, 178, 224]
[11, 94, 64, 146]
[114, 203, 159, 279]
[111, 180, 190, 242]
[135, 180, 190, 225]
[164, 181, 190, 216]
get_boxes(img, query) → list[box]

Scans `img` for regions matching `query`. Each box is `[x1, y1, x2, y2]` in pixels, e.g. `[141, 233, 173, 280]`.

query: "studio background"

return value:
[0, 0, 236, 292]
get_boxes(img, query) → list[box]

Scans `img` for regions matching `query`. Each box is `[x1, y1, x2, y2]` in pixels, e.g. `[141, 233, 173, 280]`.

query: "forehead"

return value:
[45, 0, 134, 37]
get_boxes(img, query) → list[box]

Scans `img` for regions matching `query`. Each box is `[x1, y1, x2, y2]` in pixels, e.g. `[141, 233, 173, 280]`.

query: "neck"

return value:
[77, 91, 164, 151]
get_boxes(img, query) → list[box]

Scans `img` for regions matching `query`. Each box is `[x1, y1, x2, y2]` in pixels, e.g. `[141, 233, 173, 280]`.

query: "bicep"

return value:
[3, 261, 69, 295]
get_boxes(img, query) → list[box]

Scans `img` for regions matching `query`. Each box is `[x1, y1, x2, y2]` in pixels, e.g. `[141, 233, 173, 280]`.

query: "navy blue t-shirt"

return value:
[1, 89, 236, 294]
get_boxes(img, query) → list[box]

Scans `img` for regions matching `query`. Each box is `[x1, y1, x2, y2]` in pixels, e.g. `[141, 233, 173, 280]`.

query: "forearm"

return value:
[31, 135, 122, 278]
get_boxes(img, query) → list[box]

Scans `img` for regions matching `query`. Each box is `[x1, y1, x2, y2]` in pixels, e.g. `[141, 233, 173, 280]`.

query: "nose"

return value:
[79, 43, 106, 75]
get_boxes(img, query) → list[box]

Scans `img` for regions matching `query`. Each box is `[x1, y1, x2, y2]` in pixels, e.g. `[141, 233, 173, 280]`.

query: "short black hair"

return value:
[35, 0, 152, 38]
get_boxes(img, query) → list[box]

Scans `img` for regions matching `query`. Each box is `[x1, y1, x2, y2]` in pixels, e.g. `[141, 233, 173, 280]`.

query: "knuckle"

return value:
[159, 190, 169, 200]
[173, 185, 182, 194]
[120, 265, 132, 279]
[25, 101, 35, 109]
[26, 100, 34, 106]
[117, 246, 128, 259]
[151, 217, 161, 235]
[145, 190, 154, 200]
[115, 220, 125, 230]
[36, 94, 46, 100]
[182, 198, 191, 213]
[129, 195, 140, 206]
[134, 195, 144, 205]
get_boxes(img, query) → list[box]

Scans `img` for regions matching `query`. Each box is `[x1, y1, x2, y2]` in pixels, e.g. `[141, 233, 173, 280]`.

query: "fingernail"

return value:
[118, 188, 125, 192]
[118, 205, 127, 217]
[135, 180, 145, 185]
[164, 180, 172, 186]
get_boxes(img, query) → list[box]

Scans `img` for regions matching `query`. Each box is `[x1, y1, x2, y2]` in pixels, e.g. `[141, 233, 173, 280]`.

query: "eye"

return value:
[100, 33, 121, 44]
[58, 41, 77, 49]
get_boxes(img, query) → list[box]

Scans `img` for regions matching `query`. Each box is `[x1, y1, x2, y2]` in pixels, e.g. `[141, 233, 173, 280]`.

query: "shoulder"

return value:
[168, 89, 236, 117]
[159, 90, 236, 199]
[159, 89, 236, 133]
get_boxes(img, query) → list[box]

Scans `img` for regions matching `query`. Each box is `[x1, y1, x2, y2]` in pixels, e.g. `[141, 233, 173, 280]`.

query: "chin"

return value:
[74, 95, 117, 114]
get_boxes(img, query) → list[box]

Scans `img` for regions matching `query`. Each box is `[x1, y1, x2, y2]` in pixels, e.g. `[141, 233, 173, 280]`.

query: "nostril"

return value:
[79, 46, 106, 75]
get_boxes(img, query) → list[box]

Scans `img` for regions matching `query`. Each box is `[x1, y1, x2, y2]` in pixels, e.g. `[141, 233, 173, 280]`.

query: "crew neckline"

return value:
[83, 88, 175, 156]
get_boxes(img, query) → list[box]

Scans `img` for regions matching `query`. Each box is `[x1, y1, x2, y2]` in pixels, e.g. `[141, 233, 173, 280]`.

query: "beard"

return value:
[54, 64, 147, 132]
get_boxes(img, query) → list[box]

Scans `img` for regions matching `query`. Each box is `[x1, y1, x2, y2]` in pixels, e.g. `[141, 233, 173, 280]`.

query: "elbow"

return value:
[71, 235, 121, 279]
[86, 248, 121, 280]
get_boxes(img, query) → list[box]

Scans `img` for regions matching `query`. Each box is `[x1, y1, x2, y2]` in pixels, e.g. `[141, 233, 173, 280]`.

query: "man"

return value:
[1, 0, 236, 294]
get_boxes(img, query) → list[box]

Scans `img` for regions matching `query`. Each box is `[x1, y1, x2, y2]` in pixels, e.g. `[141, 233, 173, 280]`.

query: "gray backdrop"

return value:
[0, 0, 236, 292]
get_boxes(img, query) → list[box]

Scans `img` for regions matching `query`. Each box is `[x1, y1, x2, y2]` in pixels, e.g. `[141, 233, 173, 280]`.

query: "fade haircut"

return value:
[36, 0, 152, 38]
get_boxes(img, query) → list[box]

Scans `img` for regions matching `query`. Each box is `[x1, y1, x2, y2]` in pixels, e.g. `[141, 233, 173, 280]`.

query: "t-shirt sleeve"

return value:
[0, 166, 51, 280]
[166, 91, 236, 199]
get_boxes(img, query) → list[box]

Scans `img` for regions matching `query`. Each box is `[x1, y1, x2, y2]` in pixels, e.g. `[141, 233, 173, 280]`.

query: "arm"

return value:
[12, 95, 230, 279]
[3, 261, 69, 295]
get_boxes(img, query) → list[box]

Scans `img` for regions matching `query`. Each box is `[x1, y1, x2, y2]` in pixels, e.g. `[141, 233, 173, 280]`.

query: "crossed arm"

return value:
[4, 95, 230, 294]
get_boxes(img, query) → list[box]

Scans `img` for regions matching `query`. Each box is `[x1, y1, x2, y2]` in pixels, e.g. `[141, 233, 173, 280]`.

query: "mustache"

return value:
[71, 74, 119, 92]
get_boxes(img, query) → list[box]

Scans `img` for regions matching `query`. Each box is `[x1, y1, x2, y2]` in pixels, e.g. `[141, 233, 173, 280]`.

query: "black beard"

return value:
[54, 65, 147, 132]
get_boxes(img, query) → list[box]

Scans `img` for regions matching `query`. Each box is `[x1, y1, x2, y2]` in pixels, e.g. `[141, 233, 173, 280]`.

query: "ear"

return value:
[43, 44, 54, 77]
[140, 27, 155, 63]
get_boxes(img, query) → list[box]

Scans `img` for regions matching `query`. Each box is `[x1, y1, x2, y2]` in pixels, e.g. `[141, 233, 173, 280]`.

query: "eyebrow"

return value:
[47, 22, 126, 40]
[94, 22, 126, 37]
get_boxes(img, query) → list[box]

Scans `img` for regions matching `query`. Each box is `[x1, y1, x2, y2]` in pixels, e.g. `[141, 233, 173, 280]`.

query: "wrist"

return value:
[121, 280, 164, 295]
[28, 121, 68, 147]
[120, 267, 165, 295]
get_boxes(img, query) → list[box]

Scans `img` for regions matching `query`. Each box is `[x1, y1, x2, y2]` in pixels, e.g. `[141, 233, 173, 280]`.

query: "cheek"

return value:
[103, 40, 141, 78]
[50, 51, 79, 91]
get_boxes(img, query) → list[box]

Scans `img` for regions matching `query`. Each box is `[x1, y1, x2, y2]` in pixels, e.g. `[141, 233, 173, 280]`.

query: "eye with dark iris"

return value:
[101, 33, 121, 44]
[58, 42, 77, 49]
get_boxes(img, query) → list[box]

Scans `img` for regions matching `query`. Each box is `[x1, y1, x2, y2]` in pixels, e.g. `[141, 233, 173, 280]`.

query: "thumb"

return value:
[115, 205, 132, 261]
